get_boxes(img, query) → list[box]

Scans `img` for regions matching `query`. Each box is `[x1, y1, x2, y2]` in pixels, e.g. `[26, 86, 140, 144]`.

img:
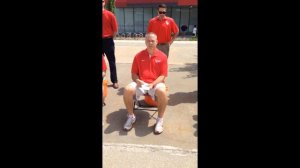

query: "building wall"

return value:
[115, 0, 198, 7]
[115, 6, 198, 34]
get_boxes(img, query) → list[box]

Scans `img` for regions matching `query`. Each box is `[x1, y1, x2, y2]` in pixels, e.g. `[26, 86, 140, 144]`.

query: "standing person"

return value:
[102, 0, 119, 89]
[193, 25, 197, 37]
[147, 3, 179, 58]
[181, 25, 188, 37]
[123, 33, 168, 134]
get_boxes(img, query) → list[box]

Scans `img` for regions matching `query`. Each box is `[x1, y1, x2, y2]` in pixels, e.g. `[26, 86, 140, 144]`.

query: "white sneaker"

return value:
[154, 118, 164, 134]
[123, 115, 136, 131]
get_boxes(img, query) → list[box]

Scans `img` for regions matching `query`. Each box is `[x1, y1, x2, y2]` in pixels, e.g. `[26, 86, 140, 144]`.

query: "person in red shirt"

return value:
[123, 32, 168, 134]
[102, 0, 119, 89]
[147, 3, 179, 58]
[102, 54, 107, 106]
[102, 54, 107, 78]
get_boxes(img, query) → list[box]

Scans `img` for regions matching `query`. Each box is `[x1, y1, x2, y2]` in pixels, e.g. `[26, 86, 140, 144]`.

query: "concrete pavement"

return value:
[103, 143, 197, 168]
[103, 40, 198, 168]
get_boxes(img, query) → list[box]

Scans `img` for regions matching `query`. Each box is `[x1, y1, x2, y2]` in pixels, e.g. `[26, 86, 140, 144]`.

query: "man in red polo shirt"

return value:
[102, 0, 119, 89]
[123, 32, 168, 134]
[147, 3, 179, 58]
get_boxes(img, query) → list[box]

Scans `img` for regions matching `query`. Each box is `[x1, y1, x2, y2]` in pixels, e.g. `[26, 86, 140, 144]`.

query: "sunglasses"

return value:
[158, 11, 166, 14]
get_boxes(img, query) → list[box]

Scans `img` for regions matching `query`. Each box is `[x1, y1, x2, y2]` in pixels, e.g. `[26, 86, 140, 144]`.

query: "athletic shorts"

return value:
[128, 82, 166, 100]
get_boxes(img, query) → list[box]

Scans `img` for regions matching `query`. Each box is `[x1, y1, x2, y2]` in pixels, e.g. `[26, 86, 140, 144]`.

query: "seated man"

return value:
[123, 32, 168, 134]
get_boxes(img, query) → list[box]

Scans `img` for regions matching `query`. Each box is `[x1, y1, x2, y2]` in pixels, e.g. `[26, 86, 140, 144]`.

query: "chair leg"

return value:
[149, 111, 158, 119]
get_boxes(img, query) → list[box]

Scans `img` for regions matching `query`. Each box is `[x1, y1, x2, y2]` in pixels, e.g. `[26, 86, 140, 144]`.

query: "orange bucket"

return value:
[144, 95, 157, 107]
[103, 79, 108, 98]
[143, 85, 169, 107]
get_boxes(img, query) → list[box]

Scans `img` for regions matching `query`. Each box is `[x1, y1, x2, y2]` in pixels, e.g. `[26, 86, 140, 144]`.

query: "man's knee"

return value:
[155, 87, 167, 98]
[124, 84, 136, 96]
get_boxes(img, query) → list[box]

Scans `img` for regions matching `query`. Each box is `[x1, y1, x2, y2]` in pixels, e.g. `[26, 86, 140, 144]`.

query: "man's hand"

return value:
[170, 32, 178, 46]
[136, 79, 146, 87]
[148, 83, 154, 89]
[113, 32, 118, 38]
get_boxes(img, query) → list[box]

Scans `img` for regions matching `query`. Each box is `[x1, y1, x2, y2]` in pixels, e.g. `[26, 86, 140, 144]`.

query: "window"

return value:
[171, 7, 181, 29]
[115, 8, 125, 33]
[180, 8, 189, 32]
[134, 8, 143, 33]
[189, 8, 198, 32]
[124, 8, 134, 32]
[144, 8, 153, 33]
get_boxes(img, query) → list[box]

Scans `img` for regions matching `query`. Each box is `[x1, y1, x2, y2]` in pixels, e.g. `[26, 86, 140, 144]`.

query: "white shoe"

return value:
[123, 115, 136, 131]
[155, 118, 164, 134]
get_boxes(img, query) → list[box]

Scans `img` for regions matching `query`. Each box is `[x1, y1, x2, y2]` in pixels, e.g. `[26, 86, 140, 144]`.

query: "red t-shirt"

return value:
[131, 49, 168, 83]
[102, 55, 107, 71]
[102, 9, 118, 38]
[147, 16, 179, 44]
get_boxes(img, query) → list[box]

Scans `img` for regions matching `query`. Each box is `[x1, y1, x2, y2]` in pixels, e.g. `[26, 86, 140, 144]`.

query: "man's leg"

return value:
[157, 44, 170, 58]
[155, 87, 168, 118]
[153, 84, 168, 134]
[123, 84, 136, 115]
[123, 82, 137, 131]
[103, 38, 118, 88]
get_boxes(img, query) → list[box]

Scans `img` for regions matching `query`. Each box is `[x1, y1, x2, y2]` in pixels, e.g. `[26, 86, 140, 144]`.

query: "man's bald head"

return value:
[145, 32, 158, 50]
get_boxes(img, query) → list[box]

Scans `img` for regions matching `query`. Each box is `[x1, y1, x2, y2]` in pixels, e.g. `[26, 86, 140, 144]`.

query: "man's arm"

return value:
[148, 76, 166, 89]
[169, 19, 179, 45]
[132, 73, 146, 87]
[113, 31, 118, 38]
[147, 20, 153, 33]
[169, 32, 178, 46]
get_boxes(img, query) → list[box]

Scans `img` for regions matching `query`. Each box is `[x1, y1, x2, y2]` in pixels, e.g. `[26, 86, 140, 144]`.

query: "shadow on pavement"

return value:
[104, 109, 128, 136]
[116, 87, 124, 96]
[104, 108, 155, 137]
[134, 110, 156, 137]
[168, 90, 198, 106]
[169, 63, 197, 79]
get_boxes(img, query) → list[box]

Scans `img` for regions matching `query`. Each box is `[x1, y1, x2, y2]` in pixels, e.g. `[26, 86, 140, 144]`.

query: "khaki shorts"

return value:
[157, 44, 170, 57]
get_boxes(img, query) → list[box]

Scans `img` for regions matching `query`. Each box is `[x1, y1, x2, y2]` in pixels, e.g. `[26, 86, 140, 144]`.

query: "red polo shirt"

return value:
[147, 16, 179, 44]
[102, 9, 118, 38]
[131, 48, 168, 83]
[102, 55, 107, 71]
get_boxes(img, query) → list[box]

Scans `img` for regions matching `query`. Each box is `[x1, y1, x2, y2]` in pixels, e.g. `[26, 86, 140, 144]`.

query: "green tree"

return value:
[105, 0, 115, 14]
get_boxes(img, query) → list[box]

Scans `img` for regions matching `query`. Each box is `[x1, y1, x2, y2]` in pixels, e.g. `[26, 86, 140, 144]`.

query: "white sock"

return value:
[157, 117, 163, 122]
[128, 114, 135, 118]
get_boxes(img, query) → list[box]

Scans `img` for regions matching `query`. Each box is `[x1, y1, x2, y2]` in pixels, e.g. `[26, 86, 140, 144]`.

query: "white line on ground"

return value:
[103, 143, 197, 156]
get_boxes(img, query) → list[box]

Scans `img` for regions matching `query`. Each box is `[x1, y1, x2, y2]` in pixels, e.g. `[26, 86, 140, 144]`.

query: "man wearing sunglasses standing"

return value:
[102, 0, 119, 89]
[147, 3, 179, 58]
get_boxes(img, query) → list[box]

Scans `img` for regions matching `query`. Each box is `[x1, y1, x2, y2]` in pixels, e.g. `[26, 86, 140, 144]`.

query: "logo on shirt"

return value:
[165, 20, 169, 25]
[155, 59, 161, 63]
